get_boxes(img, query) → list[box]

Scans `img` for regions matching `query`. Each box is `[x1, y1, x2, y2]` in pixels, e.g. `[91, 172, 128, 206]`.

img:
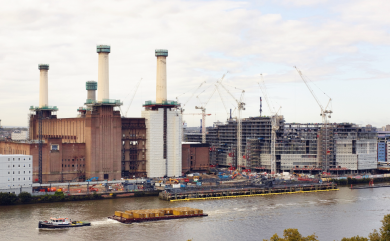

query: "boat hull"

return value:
[108, 213, 208, 224]
[38, 221, 91, 229]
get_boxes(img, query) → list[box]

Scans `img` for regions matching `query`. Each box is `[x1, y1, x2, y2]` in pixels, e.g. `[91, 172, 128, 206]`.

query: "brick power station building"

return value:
[0, 46, 185, 183]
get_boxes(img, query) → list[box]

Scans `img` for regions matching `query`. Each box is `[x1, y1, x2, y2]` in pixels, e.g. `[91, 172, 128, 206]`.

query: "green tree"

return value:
[379, 214, 390, 240]
[263, 228, 318, 241]
[341, 236, 368, 241]
[18, 192, 32, 203]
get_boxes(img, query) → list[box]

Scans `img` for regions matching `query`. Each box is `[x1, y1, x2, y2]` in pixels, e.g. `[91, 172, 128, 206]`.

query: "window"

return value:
[18, 165, 20, 167]
[29, 177, 30, 180]
[29, 164, 31, 167]
[29, 171, 31, 173]
[8, 172, 10, 174]
[68, 159, 70, 162]
[72, 159, 74, 162]
[72, 165, 74, 167]
[13, 171, 14, 174]
[13, 178, 14, 181]
[18, 178, 20, 181]
[62, 164, 63, 167]
[23, 178, 25, 180]
[23, 171, 25, 174]
[8, 165, 10, 168]
[8, 158, 10, 161]
[51, 144, 60, 151]
[23, 164, 25, 167]
[13, 165, 14, 167]
[18, 171, 20, 174]
[18, 158, 20, 161]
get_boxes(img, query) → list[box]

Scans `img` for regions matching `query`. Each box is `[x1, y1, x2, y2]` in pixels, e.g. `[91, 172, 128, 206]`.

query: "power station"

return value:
[0, 46, 183, 182]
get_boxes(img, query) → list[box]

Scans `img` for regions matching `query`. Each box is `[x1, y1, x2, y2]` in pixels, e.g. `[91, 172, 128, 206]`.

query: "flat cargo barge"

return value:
[108, 207, 207, 224]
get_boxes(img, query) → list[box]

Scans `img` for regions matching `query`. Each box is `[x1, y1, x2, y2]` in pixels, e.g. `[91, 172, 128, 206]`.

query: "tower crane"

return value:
[294, 66, 333, 172]
[194, 74, 226, 143]
[217, 78, 245, 171]
[294, 66, 332, 123]
[258, 74, 281, 175]
[124, 78, 143, 117]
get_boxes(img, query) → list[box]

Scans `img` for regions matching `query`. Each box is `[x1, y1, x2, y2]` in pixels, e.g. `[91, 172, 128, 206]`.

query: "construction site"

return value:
[0, 45, 382, 187]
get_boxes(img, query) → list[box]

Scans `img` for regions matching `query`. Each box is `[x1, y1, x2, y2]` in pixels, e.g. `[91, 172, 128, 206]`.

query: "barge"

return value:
[108, 207, 208, 224]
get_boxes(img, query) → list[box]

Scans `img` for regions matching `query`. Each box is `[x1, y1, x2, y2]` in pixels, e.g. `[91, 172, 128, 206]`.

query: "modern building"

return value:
[0, 154, 33, 194]
[11, 130, 28, 141]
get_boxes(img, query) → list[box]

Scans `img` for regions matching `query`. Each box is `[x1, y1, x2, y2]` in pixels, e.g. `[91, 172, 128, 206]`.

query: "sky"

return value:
[0, 0, 389, 128]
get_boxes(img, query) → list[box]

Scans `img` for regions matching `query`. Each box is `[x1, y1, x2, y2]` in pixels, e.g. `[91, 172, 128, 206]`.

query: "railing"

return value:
[29, 106, 58, 111]
[144, 100, 179, 106]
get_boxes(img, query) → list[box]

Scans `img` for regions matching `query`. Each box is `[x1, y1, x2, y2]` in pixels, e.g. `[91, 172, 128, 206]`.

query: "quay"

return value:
[159, 182, 338, 201]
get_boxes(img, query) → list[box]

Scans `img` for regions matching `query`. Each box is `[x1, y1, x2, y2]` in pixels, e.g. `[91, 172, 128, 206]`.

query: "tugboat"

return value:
[38, 217, 91, 229]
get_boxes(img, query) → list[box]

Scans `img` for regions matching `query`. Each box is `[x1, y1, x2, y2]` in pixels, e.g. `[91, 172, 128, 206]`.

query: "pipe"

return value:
[97, 45, 110, 102]
[38, 64, 49, 108]
[155, 49, 168, 103]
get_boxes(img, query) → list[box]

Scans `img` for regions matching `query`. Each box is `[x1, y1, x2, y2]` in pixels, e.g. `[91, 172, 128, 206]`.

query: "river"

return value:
[1, 186, 389, 241]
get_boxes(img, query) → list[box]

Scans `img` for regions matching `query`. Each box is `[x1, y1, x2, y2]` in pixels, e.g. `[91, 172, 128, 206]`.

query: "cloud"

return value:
[0, 0, 389, 127]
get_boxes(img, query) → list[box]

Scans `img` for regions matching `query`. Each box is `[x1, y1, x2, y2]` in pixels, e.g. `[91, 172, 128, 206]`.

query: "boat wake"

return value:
[91, 219, 120, 226]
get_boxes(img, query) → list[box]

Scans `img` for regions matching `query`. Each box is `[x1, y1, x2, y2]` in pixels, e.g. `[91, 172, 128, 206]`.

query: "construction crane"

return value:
[294, 66, 332, 123]
[193, 75, 227, 144]
[294, 66, 333, 173]
[258, 74, 281, 175]
[217, 78, 245, 171]
[124, 78, 143, 117]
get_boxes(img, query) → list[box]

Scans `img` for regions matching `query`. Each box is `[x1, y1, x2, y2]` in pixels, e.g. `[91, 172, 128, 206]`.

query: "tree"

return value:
[379, 214, 390, 240]
[341, 236, 368, 241]
[263, 228, 318, 241]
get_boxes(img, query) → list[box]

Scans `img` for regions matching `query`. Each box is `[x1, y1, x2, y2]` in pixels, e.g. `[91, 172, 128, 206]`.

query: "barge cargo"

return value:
[108, 207, 208, 224]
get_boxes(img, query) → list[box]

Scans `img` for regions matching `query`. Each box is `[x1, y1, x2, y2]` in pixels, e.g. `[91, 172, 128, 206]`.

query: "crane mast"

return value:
[258, 74, 280, 175]
[218, 82, 245, 170]
[294, 66, 333, 173]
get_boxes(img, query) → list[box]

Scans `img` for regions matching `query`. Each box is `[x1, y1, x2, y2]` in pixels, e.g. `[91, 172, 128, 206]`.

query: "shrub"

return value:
[18, 192, 32, 204]
[0, 192, 18, 205]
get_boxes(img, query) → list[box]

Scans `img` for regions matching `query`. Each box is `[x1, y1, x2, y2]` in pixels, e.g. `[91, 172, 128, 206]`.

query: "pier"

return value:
[159, 182, 338, 201]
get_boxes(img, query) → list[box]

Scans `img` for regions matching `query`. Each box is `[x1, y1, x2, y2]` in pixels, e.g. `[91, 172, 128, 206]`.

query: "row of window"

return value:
[7, 171, 31, 174]
[8, 177, 31, 181]
[7, 157, 31, 161]
[7, 164, 31, 168]
[62, 164, 85, 167]
[62, 158, 85, 162]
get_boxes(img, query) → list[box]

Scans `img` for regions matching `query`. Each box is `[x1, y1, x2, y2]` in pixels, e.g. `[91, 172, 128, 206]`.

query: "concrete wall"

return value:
[167, 109, 182, 177]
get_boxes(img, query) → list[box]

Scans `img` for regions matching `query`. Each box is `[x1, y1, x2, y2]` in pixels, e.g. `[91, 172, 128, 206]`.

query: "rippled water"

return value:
[1, 187, 389, 241]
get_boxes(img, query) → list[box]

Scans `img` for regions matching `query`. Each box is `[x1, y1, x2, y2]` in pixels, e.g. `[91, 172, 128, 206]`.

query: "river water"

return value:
[1, 187, 389, 241]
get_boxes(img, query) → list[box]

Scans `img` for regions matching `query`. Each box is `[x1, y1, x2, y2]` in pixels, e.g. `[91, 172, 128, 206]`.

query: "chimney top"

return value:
[155, 49, 168, 57]
[97, 45, 111, 53]
[38, 64, 49, 70]
[86, 81, 97, 90]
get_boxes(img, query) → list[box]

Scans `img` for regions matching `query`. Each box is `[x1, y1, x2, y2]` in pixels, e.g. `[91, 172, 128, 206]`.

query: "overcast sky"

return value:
[1, 0, 389, 128]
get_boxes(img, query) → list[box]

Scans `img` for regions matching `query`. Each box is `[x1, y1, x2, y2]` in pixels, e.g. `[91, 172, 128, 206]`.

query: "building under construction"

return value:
[0, 46, 182, 183]
[194, 118, 378, 174]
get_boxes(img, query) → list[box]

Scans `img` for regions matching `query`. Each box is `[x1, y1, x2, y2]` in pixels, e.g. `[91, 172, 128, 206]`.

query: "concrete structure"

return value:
[11, 130, 28, 141]
[155, 49, 168, 103]
[141, 49, 182, 177]
[39, 64, 49, 108]
[0, 154, 33, 194]
[97, 45, 110, 102]
[182, 142, 210, 173]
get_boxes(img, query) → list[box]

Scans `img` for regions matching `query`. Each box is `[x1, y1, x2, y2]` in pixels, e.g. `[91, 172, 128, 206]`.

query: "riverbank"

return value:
[0, 190, 160, 206]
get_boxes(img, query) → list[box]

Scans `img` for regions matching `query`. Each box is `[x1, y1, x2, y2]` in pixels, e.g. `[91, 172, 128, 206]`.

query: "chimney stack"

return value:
[97, 45, 110, 102]
[38, 64, 49, 108]
[155, 49, 168, 103]
[86, 81, 97, 103]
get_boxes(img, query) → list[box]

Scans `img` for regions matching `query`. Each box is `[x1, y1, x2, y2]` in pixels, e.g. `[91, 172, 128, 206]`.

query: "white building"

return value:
[335, 139, 377, 171]
[142, 108, 182, 177]
[11, 130, 28, 141]
[0, 154, 33, 194]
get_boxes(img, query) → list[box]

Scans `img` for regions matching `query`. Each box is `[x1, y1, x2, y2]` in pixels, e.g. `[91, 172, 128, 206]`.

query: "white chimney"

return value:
[38, 64, 49, 108]
[97, 45, 110, 102]
[155, 49, 168, 103]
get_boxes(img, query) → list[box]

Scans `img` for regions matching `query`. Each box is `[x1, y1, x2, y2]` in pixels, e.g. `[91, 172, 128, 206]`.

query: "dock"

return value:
[159, 183, 338, 201]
